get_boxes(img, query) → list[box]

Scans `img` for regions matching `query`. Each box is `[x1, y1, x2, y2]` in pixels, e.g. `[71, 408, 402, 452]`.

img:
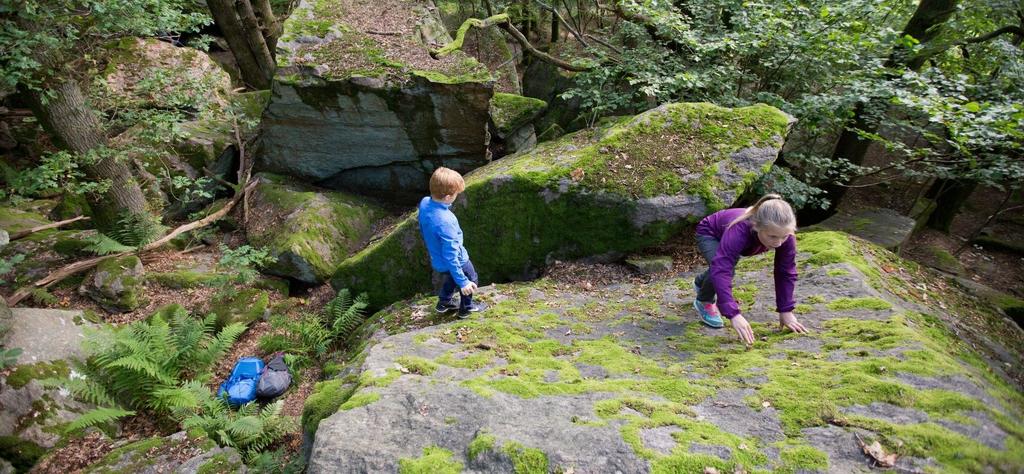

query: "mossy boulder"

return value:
[331, 102, 794, 308]
[489, 93, 547, 155]
[208, 288, 270, 329]
[309, 231, 1024, 473]
[258, 0, 494, 199]
[1, 202, 91, 286]
[1, 308, 97, 461]
[246, 174, 387, 284]
[80, 255, 147, 313]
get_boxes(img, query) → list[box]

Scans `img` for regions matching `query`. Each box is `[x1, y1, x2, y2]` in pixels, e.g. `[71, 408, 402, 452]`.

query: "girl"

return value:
[693, 194, 807, 344]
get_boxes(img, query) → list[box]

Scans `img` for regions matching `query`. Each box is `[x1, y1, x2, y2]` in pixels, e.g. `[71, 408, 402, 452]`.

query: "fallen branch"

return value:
[9, 216, 90, 241]
[5, 180, 258, 307]
[434, 15, 593, 72]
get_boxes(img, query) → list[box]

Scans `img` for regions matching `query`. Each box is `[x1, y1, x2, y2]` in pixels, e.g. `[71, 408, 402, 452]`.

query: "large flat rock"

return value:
[310, 231, 1024, 473]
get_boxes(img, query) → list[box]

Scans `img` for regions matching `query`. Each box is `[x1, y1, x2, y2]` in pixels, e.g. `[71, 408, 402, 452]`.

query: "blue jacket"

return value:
[418, 197, 470, 287]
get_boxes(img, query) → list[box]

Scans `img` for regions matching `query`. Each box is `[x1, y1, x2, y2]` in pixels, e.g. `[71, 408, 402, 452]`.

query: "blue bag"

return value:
[217, 357, 265, 406]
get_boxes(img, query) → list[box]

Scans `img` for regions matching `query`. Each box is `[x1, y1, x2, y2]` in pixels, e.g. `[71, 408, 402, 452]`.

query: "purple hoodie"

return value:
[696, 208, 797, 318]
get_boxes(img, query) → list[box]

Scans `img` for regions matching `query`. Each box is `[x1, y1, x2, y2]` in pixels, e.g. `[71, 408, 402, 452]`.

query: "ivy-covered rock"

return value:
[246, 174, 387, 284]
[80, 255, 147, 313]
[309, 231, 1024, 473]
[256, 0, 495, 199]
[332, 102, 793, 308]
[1, 308, 96, 463]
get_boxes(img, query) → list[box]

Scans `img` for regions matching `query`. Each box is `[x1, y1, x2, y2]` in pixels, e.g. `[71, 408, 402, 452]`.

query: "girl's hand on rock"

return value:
[731, 314, 755, 345]
[779, 311, 807, 334]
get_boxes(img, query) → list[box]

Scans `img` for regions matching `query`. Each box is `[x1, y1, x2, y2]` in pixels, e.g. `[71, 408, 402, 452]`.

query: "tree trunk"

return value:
[235, 0, 277, 77]
[252, 0, 282, 53]
[207, 0, 272, 89]
[25, 79, 149, 237]
[925, 178, 977, 233]
[811, 0, 959, 221]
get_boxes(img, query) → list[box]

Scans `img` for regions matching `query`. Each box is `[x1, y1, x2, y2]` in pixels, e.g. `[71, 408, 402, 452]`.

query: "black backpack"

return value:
[256, 352, 292, 400]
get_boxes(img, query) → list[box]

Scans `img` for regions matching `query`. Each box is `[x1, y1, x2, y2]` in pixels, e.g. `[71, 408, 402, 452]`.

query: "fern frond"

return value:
[63, 377, 118, 407]
[108, 356, 176, 385]
[64, 407, 135, 432]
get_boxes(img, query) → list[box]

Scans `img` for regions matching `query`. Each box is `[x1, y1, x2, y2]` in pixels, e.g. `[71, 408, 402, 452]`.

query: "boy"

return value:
[418, 167, 487, 318]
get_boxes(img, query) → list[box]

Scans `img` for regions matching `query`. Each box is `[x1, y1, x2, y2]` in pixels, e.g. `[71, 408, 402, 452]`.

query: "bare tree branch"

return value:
[536, 0, 588, 46]
[9, 216, 89, 241]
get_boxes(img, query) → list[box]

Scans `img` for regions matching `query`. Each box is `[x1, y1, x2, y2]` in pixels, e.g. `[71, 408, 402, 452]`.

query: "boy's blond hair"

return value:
[430, 167, 466, 199]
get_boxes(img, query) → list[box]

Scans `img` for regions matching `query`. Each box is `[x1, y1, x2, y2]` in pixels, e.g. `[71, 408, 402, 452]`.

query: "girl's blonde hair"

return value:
[727, 193, 797, 231]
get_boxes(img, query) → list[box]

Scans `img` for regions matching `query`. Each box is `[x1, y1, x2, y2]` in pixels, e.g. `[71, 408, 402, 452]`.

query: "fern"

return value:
[60, 307, 244, 421]
[64, 407, 136, 432]
[180, 394, 292, 461]
[325, 290, 368, 340]
[112, 211, 163, 247]
[82, 233, 135, 255]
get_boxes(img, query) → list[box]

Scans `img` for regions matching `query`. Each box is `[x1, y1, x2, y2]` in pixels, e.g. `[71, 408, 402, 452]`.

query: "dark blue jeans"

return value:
[694, 234, 721, 303]
[438, 260, 479, 312]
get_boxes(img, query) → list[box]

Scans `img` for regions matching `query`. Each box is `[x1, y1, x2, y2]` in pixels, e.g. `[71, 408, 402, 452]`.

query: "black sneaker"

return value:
[435, 298, 459, 313]
[457, 301, 488, 319]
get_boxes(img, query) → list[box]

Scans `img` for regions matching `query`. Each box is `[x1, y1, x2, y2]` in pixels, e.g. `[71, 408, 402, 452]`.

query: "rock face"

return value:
[80, 255, 147, 313]
[309, 231, 1024, 472]
[332, 102, 794, 307]
[246, 174, 387, 284]
[256, 0, 495, 199]
[812, 207, 915, 251]
[0, 308, 95, 463]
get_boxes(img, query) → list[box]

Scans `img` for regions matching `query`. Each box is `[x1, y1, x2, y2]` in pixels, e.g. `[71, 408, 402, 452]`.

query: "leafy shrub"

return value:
[60, 305, 245, 430]
[218, 244, 273, 284]
[247, 448, 307, 474]
[258, 289, 368, 369]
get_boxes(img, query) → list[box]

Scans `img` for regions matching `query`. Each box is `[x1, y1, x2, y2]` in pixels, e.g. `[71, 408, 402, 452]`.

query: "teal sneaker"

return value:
[693, 300, 725, 328]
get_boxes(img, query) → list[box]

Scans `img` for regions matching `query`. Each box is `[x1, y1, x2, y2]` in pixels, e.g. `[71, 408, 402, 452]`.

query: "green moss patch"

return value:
[502, 441, 548, 474]
[339, 392, 381, 411]
[6, 359, 70, 389]
[825, 297, 893, 311]
[467, 432, 496, 460]
[0, 436, 46, 472]
[208, 288, 269, 329]
[399, 446, 463, 474]
[301, 379, 358, 433]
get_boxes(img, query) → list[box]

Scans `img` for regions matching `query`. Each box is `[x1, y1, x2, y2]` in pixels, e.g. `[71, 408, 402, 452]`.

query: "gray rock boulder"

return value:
[810, 207, 915, 251]
[0, 308, 95, 463]
[246, 174, 387, 284]
[332, 102, 795, 307]
[310, 231, 1024, 473]
[79, 255, 147, 313]
[257, 0, 494, 200]
[489, 93, 547, 155]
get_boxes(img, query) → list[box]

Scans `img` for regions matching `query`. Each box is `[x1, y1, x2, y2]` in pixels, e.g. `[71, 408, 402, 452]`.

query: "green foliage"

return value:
[62, 305, 245, 424]
[181, 397, 294, 461]
[259, 289, 368, 369]
[112, 211, 163, 247]
[64, 406, 137, 432]
[1, 0, 210, 90]
[0, 347, 22, 370]
[218, 244, 274, 284]
[556, 0, 1024, 200]
[170, 176, 215, 204]
[82, 234, 136, 255]
[0, 254, 24, 286]
[0, 151, 109, 202]
[246, 448, 306, 474]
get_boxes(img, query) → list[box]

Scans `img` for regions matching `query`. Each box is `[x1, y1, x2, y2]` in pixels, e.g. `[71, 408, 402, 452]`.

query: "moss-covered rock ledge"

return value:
[309, 231, 1024, 473]
[246, 173, 386, 284]
[256, 0, 495, 198]
[331, 102, 794, 308]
